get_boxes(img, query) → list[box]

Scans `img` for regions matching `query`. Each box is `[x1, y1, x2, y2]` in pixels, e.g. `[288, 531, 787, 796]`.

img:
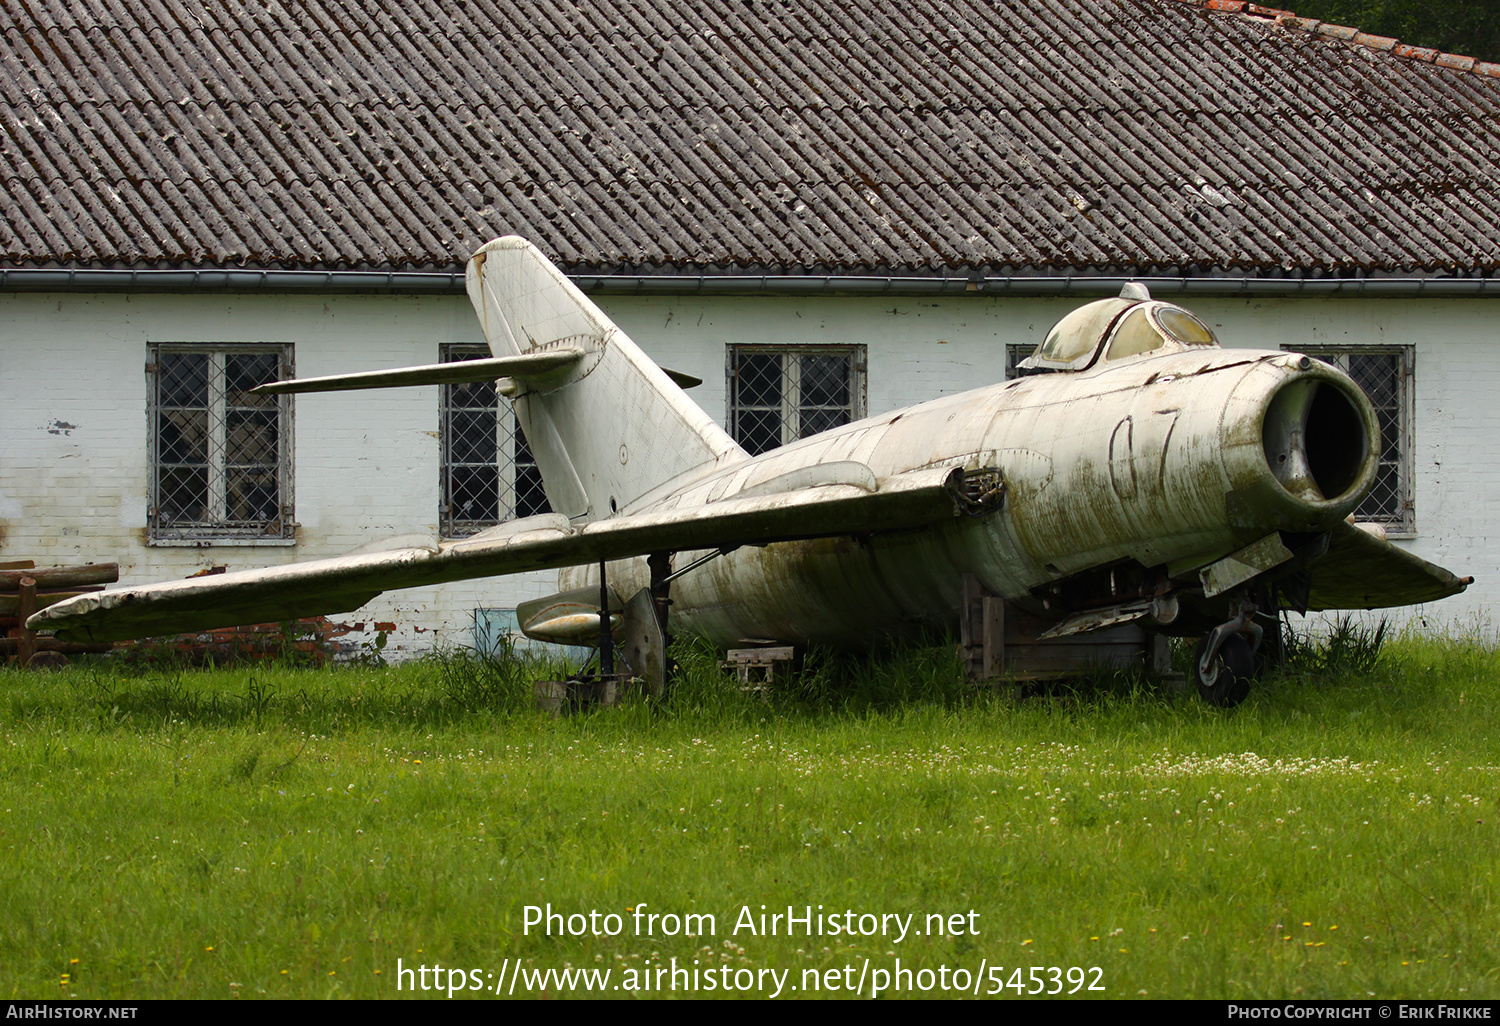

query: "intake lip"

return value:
[1261, 367, 1377, 512]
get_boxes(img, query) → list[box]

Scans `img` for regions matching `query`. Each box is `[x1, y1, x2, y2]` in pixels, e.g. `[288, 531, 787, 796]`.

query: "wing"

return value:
[33, 467, 964, 643]
[1307, 520, 1472, 610]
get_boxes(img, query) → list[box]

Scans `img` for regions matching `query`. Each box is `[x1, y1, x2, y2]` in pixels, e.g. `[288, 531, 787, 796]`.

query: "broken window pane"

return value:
[439, 344, 552, 536]
[149, 344, 293, 540]
[728, 345, 865, 454]
[159, 352, 209, 407]
[515, 431, 549, 518]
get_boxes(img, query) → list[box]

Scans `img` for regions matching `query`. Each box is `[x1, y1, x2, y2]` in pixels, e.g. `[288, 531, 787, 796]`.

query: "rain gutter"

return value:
[0, 267, 1497, 297]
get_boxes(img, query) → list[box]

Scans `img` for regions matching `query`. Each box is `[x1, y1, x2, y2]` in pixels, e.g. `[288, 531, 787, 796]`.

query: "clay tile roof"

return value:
[2, 0, 1499, 278]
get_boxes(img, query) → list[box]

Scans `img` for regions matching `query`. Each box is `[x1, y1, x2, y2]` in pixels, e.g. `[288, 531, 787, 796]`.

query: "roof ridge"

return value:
[1170, 0, 1500, 80]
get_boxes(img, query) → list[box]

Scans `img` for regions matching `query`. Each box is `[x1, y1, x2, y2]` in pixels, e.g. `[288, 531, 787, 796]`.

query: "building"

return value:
[3, 0, 1499, 654]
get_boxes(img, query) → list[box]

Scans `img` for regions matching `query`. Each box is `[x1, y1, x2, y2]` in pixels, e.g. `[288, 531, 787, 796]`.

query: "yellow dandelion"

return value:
[1021, 939, 1033, 946]
[69, 959, 79, 965]
[205, 946, 215, 952]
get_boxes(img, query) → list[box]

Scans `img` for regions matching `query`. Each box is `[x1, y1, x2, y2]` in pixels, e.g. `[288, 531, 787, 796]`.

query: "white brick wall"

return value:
[2, 288, 1494, 653]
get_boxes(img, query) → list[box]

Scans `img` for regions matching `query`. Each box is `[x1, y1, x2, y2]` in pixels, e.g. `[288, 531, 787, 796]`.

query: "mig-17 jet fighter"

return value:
[34, 237, 1470, 705]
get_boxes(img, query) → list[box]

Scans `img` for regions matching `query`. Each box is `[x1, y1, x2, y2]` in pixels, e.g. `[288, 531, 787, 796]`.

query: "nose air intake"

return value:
[1261, 375, 1371, 505]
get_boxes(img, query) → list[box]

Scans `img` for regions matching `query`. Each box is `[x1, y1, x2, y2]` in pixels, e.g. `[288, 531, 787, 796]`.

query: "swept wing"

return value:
[1307, 520, 1471, 610]
[33, 467, 964, 644]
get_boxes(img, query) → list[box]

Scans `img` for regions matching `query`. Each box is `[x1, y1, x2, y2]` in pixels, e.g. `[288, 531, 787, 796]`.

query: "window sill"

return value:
[148, 538, 298, 548]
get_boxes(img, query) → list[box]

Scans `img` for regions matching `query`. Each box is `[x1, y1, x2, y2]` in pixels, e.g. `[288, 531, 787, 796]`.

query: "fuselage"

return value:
[563, 344, 1378, 647]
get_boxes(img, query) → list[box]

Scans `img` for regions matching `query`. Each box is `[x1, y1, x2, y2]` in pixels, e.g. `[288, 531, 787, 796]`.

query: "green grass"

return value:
[2, 628, 1498, 999]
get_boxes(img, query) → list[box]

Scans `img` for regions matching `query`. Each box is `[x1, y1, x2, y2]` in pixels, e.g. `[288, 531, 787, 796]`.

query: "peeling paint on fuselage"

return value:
[563, 345, 1378, 647]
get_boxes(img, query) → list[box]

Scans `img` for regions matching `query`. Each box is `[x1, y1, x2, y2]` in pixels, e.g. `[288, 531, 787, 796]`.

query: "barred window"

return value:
[148, 344, 294, 542]
[1292, 345, 1415, 536]
[1005, 343, 1033, 379]
[727, 346, 866, 456]
[439, 344, 549, 537]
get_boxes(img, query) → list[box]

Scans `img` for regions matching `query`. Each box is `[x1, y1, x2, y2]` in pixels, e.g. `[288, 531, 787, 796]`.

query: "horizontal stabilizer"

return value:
[660, 367, 702, 390]
[34, 467, 965, 644]
[1308, 521, 1472, 610]
[250, 349, 583, 395]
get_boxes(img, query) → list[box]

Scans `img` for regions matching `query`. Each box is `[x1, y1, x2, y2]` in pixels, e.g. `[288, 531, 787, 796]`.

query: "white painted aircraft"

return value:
[33, 237, 1469, 705]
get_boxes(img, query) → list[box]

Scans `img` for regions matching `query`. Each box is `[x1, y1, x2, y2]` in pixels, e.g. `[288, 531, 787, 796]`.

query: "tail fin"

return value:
[466, 237, 746, 521]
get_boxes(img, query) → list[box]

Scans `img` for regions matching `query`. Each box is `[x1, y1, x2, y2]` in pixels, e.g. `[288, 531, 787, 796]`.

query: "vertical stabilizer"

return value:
[466, 237, 746, 521]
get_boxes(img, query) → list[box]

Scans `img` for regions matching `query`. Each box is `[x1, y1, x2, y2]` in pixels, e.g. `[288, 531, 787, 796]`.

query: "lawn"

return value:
[2, 626, 1496, 999]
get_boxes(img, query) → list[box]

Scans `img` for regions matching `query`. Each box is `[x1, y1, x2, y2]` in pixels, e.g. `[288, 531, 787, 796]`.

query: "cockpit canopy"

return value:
[1017, 285, 1219, 374]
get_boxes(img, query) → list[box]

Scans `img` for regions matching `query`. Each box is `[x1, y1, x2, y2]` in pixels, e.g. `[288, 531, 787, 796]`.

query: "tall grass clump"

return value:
[1284, 615, 1388, 676]
[428, 635, 544, 714]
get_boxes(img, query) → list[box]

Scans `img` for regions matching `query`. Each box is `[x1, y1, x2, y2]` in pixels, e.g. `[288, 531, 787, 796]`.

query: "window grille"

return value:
[1005, 343, 1033, 379]
[727, 346, 866, 456]
[148, 344, 294, 541]
[439, 344, 549, 537]
[1291, 345, 1415, 535]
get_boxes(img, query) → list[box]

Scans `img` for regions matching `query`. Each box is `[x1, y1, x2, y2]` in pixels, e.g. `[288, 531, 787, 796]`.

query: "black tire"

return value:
[1194, 633, 1254, 707]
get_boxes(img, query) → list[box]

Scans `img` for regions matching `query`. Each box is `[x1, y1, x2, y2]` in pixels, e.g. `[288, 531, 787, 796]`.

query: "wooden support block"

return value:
[724, 646, 796, 664]
[534, 674, 624, 716]
[981, 593, 1005, 681]
[959, 573, 984, 681]
[960, 574, 1008, 682]
[960, 574, 1165, 682]
[0, 560, 35, 571]
[723, 646, 795, 688]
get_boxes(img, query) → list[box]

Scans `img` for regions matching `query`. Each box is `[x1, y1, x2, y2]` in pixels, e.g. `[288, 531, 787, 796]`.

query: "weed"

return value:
[1285, 615, 1388, 676]
[429, 636, 546, 713]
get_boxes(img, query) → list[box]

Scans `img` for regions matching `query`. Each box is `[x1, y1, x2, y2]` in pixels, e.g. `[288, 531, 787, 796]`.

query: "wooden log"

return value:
[0, 586, 104, 615]
[0, 637, 113, 655]
[0, 560, 35, 571]
[0, 563, 118, 590]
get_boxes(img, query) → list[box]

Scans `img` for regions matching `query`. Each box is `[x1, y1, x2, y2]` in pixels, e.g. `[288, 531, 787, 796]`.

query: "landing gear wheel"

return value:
[1194, 633, 1254, 707]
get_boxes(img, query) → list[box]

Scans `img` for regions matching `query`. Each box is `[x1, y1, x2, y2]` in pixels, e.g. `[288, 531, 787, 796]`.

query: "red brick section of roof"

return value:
[1172, 0, 1500, 78]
